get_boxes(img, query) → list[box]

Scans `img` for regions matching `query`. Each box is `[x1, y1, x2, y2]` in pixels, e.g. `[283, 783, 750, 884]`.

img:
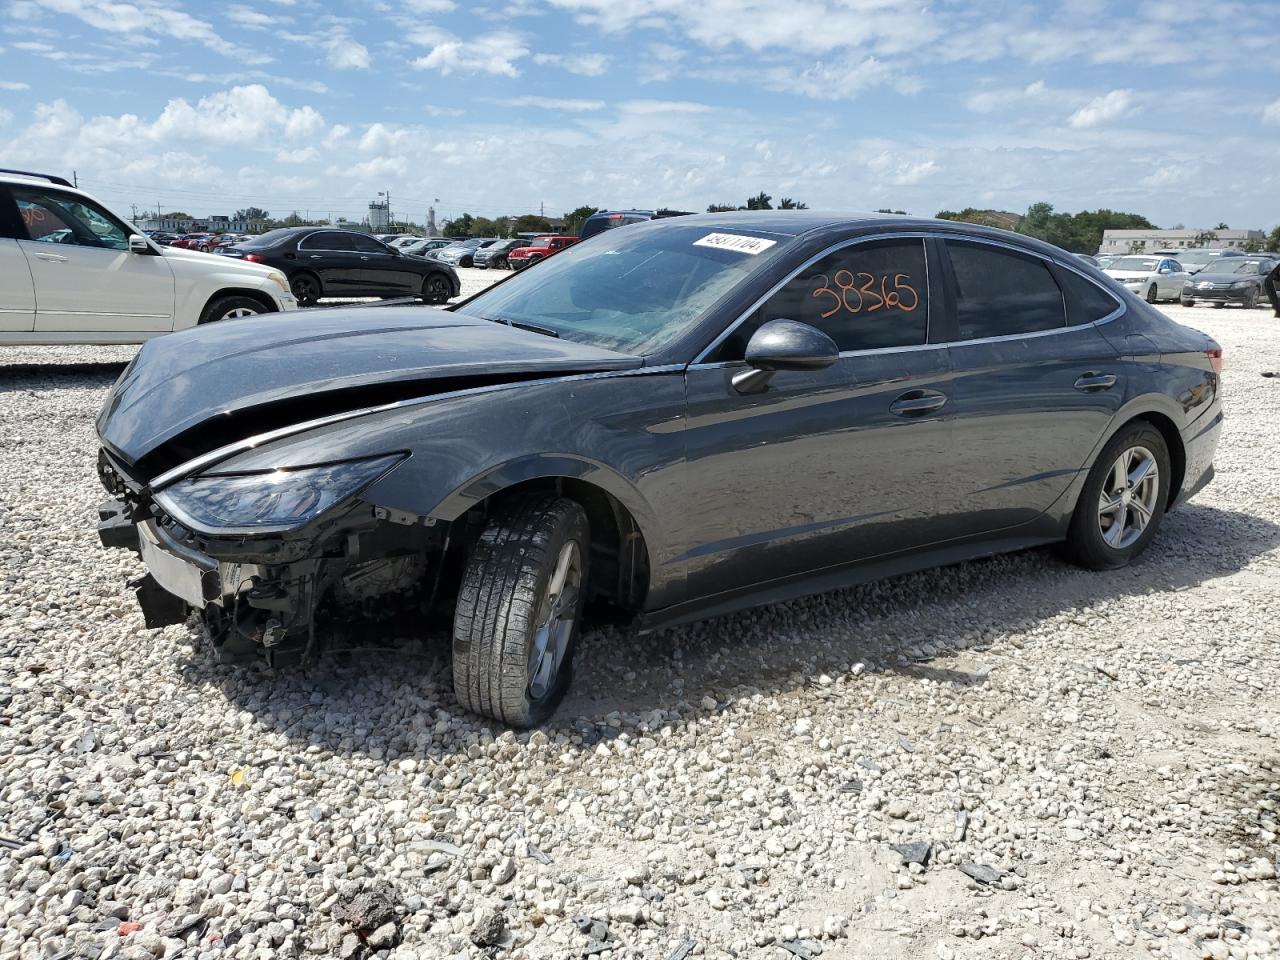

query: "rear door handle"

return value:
[1074, 372, 1117, 392]
[309, 255, 323, 259]
[890, 390, 947, 417]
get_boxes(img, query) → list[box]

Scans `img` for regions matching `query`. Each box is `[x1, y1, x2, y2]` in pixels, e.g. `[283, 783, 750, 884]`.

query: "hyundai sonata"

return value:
[96, 213, 1223, 726]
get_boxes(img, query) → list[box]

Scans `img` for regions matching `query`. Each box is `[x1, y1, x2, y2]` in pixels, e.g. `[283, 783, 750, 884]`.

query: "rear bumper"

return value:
[1174, 404, 1223, 508]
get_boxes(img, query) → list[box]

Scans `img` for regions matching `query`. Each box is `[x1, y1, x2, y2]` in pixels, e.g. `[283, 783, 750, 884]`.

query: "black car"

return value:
[219, 227, 460, 306]
[473, 238, 531, 269]
[578, 208, 694, 240]
[96, 212, 1222, 727]
[1180, 256, 1277, 308]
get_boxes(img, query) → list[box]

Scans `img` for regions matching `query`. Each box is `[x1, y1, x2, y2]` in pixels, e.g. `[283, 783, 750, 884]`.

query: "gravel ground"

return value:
[1, 300, 1277, 960]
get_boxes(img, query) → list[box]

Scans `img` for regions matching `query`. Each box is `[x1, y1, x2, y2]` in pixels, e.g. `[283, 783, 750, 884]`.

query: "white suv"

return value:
[0, 169, 296, 344]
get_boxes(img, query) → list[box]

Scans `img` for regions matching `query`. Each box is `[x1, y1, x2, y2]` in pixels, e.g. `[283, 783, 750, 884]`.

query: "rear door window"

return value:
[299, 231, 355, 252]
[945, 240, 1065, 340]
[350, 234, 386, 254]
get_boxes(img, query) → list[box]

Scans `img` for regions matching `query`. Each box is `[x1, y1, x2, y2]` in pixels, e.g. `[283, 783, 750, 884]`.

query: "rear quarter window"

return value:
[1056, 267, 1121, 326]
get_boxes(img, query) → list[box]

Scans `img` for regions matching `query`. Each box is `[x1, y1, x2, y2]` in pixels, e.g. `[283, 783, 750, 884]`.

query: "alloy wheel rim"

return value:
[1097, 445, 1159, 550]
[293, 278, 317, 300]
[527, 540, 582, 701]
[219, 307, 259, 321]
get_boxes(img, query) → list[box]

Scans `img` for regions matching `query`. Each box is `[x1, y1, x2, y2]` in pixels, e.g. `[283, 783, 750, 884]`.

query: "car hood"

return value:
[160, 244, 277, 276]
[1105, 270, 1155, 281]
[1189, 270, 1253, 282]
[98, 307, 642, 471]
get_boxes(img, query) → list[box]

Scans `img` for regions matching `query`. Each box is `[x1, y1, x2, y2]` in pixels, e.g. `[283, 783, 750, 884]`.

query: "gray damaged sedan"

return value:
[96, 212, 1224, 726]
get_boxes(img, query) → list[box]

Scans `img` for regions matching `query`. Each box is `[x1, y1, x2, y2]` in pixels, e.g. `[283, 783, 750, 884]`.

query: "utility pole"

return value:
[72, 170, 78, 187]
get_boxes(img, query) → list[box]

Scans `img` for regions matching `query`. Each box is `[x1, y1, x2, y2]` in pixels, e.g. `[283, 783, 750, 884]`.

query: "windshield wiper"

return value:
[483, 316, 560, 339]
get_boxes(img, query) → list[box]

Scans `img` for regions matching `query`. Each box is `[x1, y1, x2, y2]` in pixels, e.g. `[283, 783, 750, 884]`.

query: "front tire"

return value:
[452, 496, 589, 727]
[1066, 422, 1170, 570]
[1180, 298, 1195, 307]
[1146, 283, 1158, 303]
[290, 273, 321, 307]
[197, 295, 267, 325]
[421, 273, 452, 305]
[1243, 288, 1258, 309]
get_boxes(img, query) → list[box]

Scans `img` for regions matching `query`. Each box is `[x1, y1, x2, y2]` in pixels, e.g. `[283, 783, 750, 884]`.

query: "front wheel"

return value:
[452, 496, 589, 727]
[1066, 423, 1170, 570]
[420, 273, 452, 305]
[1146, 284, 1159, 303]
[290, 273, 321, 307]
[1243, 289, 1258, 309]
[1180, 298, 1195, 307]
[198, 295, 266, 325]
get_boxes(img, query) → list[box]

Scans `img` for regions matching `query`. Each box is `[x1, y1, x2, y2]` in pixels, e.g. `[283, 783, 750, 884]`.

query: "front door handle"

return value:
[1074, 372, 1117, 392]
[32, 252, 68, 263]
[890, 390, 947, 417]
[309, 255, 323, 260]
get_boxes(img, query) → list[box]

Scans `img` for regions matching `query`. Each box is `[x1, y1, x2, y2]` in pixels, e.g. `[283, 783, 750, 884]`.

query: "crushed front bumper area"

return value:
[97, 493, 445, 666]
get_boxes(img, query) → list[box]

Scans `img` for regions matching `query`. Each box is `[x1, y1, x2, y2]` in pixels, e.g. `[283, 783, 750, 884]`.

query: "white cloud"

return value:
[400, 0, 456, 11]
[532, 51, 608, 76]
[0, 81, 31, 90]
[225, 5, 282, 28]
[412, 30, 528, 77]
[965, 80, 1049, 113]
[326, 35, 370, 70]
[760, 56, 919, 101]
[423, 105, 464, 118]
[1264, 99, 1280, 125]
[619, 99, 712, 115]
[1068, 89, 1135, 128]
[503, 96, 605, 112]
[26, 0, 259, 59]
[274, 146, 319, 163]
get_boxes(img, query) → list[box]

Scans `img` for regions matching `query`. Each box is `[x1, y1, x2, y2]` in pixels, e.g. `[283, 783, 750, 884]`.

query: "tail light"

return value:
[243, 254, 264, 263]
[1205, 347, 1223, 373]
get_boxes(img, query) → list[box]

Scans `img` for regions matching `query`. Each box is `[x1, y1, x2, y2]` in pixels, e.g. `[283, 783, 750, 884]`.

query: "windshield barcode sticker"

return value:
[693, 233, 777, 255]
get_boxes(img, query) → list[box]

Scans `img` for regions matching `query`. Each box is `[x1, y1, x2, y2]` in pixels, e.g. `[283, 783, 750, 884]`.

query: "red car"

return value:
[170, 233, 215, 251]
[508, 235, 578, 270]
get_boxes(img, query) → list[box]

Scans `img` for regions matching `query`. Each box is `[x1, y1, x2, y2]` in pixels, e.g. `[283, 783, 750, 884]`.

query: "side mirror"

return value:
[128, 234, 150, 254]
[732, 319, 840, 394]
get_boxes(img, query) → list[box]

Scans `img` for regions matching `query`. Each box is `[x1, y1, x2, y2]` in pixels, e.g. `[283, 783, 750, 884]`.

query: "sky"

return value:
[0, 0, 1278, 232]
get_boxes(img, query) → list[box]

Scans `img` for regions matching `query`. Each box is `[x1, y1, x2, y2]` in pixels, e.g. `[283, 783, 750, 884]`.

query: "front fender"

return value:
[426, 451, 662, 538]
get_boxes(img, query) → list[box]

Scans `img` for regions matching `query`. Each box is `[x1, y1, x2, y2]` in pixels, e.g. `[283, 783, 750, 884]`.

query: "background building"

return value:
[1099, 228, 1264, 254]
[368, 200, 389, 231]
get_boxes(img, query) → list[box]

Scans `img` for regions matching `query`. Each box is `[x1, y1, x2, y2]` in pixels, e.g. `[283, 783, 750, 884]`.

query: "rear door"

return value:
[296, 231, 362, 294]
[680, 236, 955, 602]
[351, 233, 419, 294]
[13, 184, 175, 332]
[937, 238, 1125, 535]
[0, 186, 35, 331]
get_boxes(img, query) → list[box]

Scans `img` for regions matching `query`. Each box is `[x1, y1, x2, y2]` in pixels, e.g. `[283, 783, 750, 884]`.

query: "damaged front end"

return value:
[97, 447, 449, 666]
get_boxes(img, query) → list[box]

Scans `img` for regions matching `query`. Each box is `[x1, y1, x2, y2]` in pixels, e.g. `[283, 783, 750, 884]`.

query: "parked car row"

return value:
[1, 169, 296, 343]
[1099, 251, 1277, 308]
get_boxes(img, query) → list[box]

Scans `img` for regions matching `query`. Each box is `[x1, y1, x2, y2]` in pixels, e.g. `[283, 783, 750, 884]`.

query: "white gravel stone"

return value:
[0, 302, 1278, 959]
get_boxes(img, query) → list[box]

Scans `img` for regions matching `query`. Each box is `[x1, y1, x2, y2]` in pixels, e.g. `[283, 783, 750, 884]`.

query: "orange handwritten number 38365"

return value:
[812, 272, 919, 318]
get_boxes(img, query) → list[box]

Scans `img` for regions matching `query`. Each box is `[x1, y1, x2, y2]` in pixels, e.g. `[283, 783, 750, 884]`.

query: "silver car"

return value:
[1103, 255, 1188, 303]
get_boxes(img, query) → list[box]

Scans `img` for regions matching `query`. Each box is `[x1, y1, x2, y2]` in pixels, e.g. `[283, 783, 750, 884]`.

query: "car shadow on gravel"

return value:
[0, 361, 129, 385]
[180, 501, 1279, 758]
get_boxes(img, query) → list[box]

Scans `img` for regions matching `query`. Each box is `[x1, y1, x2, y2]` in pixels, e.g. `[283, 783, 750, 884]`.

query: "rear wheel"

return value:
[1180, 297, 1195, 307]
[290, 273, 321, 307]
[1146, 284, 1159, 303]
[420, 273, 452, 305]
[197, 295, 267, 325]
[1066, 422, 1170, 570]
[452, 496, 589, 727]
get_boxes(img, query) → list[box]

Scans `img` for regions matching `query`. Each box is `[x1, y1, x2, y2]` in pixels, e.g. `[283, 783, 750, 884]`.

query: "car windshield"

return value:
[1206, 259, 1261, 275]
[460, 223, 792, 354]
[1110, 257, 1160, 271]
[1176, 250, 1225, 265]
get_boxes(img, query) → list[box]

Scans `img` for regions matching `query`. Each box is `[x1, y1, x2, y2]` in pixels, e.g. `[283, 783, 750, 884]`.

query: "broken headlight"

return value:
[153, 454, 406, 534]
